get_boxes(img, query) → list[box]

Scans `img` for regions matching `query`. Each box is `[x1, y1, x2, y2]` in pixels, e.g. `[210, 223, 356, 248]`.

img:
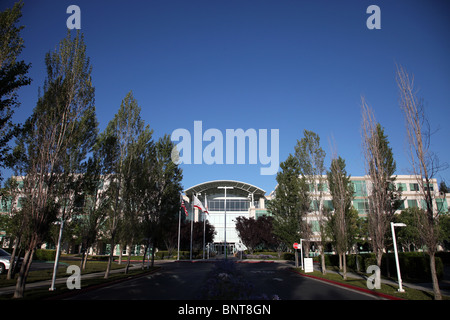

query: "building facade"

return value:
[1, 175, 449, 254]
[184, 180, 268, 255]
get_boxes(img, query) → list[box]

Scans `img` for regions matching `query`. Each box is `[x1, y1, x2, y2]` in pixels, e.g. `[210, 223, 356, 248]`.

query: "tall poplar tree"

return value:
[294, 129, 328, 273]
[98, 91, 151, 279]
[327, 156, 353, 280]
[13, 30, 96, 298]
[396, 65, 447, 300]
[361, 99, 402, 268]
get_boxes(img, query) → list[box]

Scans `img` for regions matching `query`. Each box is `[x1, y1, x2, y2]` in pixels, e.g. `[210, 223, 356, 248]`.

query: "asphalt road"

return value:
[66, 260, 381, 300]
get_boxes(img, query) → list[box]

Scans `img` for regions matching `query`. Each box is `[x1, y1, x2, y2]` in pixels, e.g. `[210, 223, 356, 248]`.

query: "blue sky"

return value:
[2, 0, 450, 194]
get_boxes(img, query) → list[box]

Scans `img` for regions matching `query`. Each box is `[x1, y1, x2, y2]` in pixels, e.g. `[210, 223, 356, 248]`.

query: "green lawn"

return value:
[0, 258, 158, 300]
[293, 267, 448, 300]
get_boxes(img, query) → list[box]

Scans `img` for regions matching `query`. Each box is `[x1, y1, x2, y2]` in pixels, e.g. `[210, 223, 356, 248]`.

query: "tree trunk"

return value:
[320, 249, 326, 275]
[319, 245, 327, 274]
[342, 253, 347, 280]
[13, 247, 35, 299]
[82, 250, 89, 270]
[376, 249, 383, 268]
[7, 238, 20, 280]
[141, 244, 148, 270]
[104, 240, 115, 279]
[125, 251, 131, 274]
[429, 252, 442, 300]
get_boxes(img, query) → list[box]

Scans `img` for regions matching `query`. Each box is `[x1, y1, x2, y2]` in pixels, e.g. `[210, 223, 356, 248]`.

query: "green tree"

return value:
[294, 129, 328, 274]
[98, 90, 150, 278]
[0, 1, 31, 182]
[140, 135, 183, 267]
[327, 156, 354, 280]
[267, 154, 309, 267]
[12, 30, 96, 298]
[394, 208, 424, 251]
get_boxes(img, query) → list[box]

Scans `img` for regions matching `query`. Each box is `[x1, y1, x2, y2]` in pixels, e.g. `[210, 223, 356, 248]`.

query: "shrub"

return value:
[34, 249, 56, 261]
[282, 252, 295, 260]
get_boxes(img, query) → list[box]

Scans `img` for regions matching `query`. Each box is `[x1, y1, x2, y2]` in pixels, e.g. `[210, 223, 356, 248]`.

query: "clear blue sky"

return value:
[2, 0, 450, 195]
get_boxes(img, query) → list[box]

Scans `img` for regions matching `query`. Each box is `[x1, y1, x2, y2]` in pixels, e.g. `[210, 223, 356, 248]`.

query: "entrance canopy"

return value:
[184, 180, 266, 197]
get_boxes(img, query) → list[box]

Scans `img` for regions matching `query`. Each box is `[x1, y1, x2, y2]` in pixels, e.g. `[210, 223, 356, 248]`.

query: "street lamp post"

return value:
[218, 186, 233, 260]
[50, 217, 64, 291]
[391, 222, 407, 293]
[300, 239, 304, 271]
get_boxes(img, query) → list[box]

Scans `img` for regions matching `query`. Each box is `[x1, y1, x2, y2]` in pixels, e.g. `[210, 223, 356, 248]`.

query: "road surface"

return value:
[66, 260, 381, 300]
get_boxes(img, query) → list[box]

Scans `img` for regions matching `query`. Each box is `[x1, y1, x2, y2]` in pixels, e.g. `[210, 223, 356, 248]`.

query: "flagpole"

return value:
[190, 195, 195, 260]
[203, 193, 207, 259]
[177, 204, 181, 261]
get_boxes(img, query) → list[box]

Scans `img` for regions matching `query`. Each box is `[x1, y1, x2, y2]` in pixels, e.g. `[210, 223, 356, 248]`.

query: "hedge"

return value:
[316, 252, 444, 282]
[33, 249, 56, 261]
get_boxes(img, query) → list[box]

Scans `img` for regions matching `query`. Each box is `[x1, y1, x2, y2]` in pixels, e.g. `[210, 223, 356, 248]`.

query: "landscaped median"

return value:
[291, 268, 446, 300]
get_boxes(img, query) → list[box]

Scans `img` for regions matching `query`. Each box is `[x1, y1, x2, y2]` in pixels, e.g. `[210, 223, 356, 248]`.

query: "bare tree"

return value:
[396, 64, 448, 300]
[361, 98, 401, 267]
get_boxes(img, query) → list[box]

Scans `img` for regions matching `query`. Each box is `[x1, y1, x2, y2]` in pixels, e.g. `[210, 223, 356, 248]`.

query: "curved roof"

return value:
[184, 180, 266, 196]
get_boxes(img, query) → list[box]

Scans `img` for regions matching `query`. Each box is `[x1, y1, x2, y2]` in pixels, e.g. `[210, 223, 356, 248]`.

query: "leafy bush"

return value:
[34, 249, 56, 261]
[282, 252, 295, 260]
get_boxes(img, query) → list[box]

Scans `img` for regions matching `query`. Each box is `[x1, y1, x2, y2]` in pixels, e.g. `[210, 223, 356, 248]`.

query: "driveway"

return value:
[66, 260, 381, 300]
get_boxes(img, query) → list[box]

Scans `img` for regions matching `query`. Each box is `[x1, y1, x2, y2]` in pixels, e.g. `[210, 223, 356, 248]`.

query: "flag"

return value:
[180, 195, 188, 217]
[193, 195, 208, 214]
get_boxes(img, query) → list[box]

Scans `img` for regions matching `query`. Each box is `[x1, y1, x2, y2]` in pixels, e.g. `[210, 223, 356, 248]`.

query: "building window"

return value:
[352, 181, 367, 197]
[436, 199, 448, 214]
[323, 200, 334, 211]
[353, 199, 369, 215]
[310, 200, 319, 211]
[397, 183, 407, 191]
[410, 183, 420, 191]
[407, 199, 418, 208]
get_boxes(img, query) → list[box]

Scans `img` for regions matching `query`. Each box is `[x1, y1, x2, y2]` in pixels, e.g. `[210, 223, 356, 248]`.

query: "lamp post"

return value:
[300, 238, 304, 271]
[49, 217, 64, 291]
[218, 186, 233, 259]
[391, 222, 406, 292]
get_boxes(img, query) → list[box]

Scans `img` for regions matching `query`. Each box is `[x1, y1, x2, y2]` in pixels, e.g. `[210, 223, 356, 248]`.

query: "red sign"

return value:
[293, 243, 299, 249]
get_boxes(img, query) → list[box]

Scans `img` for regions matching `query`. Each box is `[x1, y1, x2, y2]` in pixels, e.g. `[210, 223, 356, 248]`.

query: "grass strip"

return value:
[292, 268, 448, 300]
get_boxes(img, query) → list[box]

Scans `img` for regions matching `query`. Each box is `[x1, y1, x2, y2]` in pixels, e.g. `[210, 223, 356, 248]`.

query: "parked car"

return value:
[0, 248, 12, 274]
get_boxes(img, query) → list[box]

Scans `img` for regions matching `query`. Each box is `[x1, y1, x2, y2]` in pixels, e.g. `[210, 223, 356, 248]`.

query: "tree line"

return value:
[0, 2, 185, 299]
[265, 74, 449, 299]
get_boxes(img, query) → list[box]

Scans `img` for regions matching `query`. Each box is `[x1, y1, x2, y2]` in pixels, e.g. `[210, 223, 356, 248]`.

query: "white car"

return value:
[0, 248, 12, 274]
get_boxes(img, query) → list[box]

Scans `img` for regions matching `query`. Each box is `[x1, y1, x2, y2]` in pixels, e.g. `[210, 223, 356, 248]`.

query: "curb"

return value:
[291, 269, 405, 300]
